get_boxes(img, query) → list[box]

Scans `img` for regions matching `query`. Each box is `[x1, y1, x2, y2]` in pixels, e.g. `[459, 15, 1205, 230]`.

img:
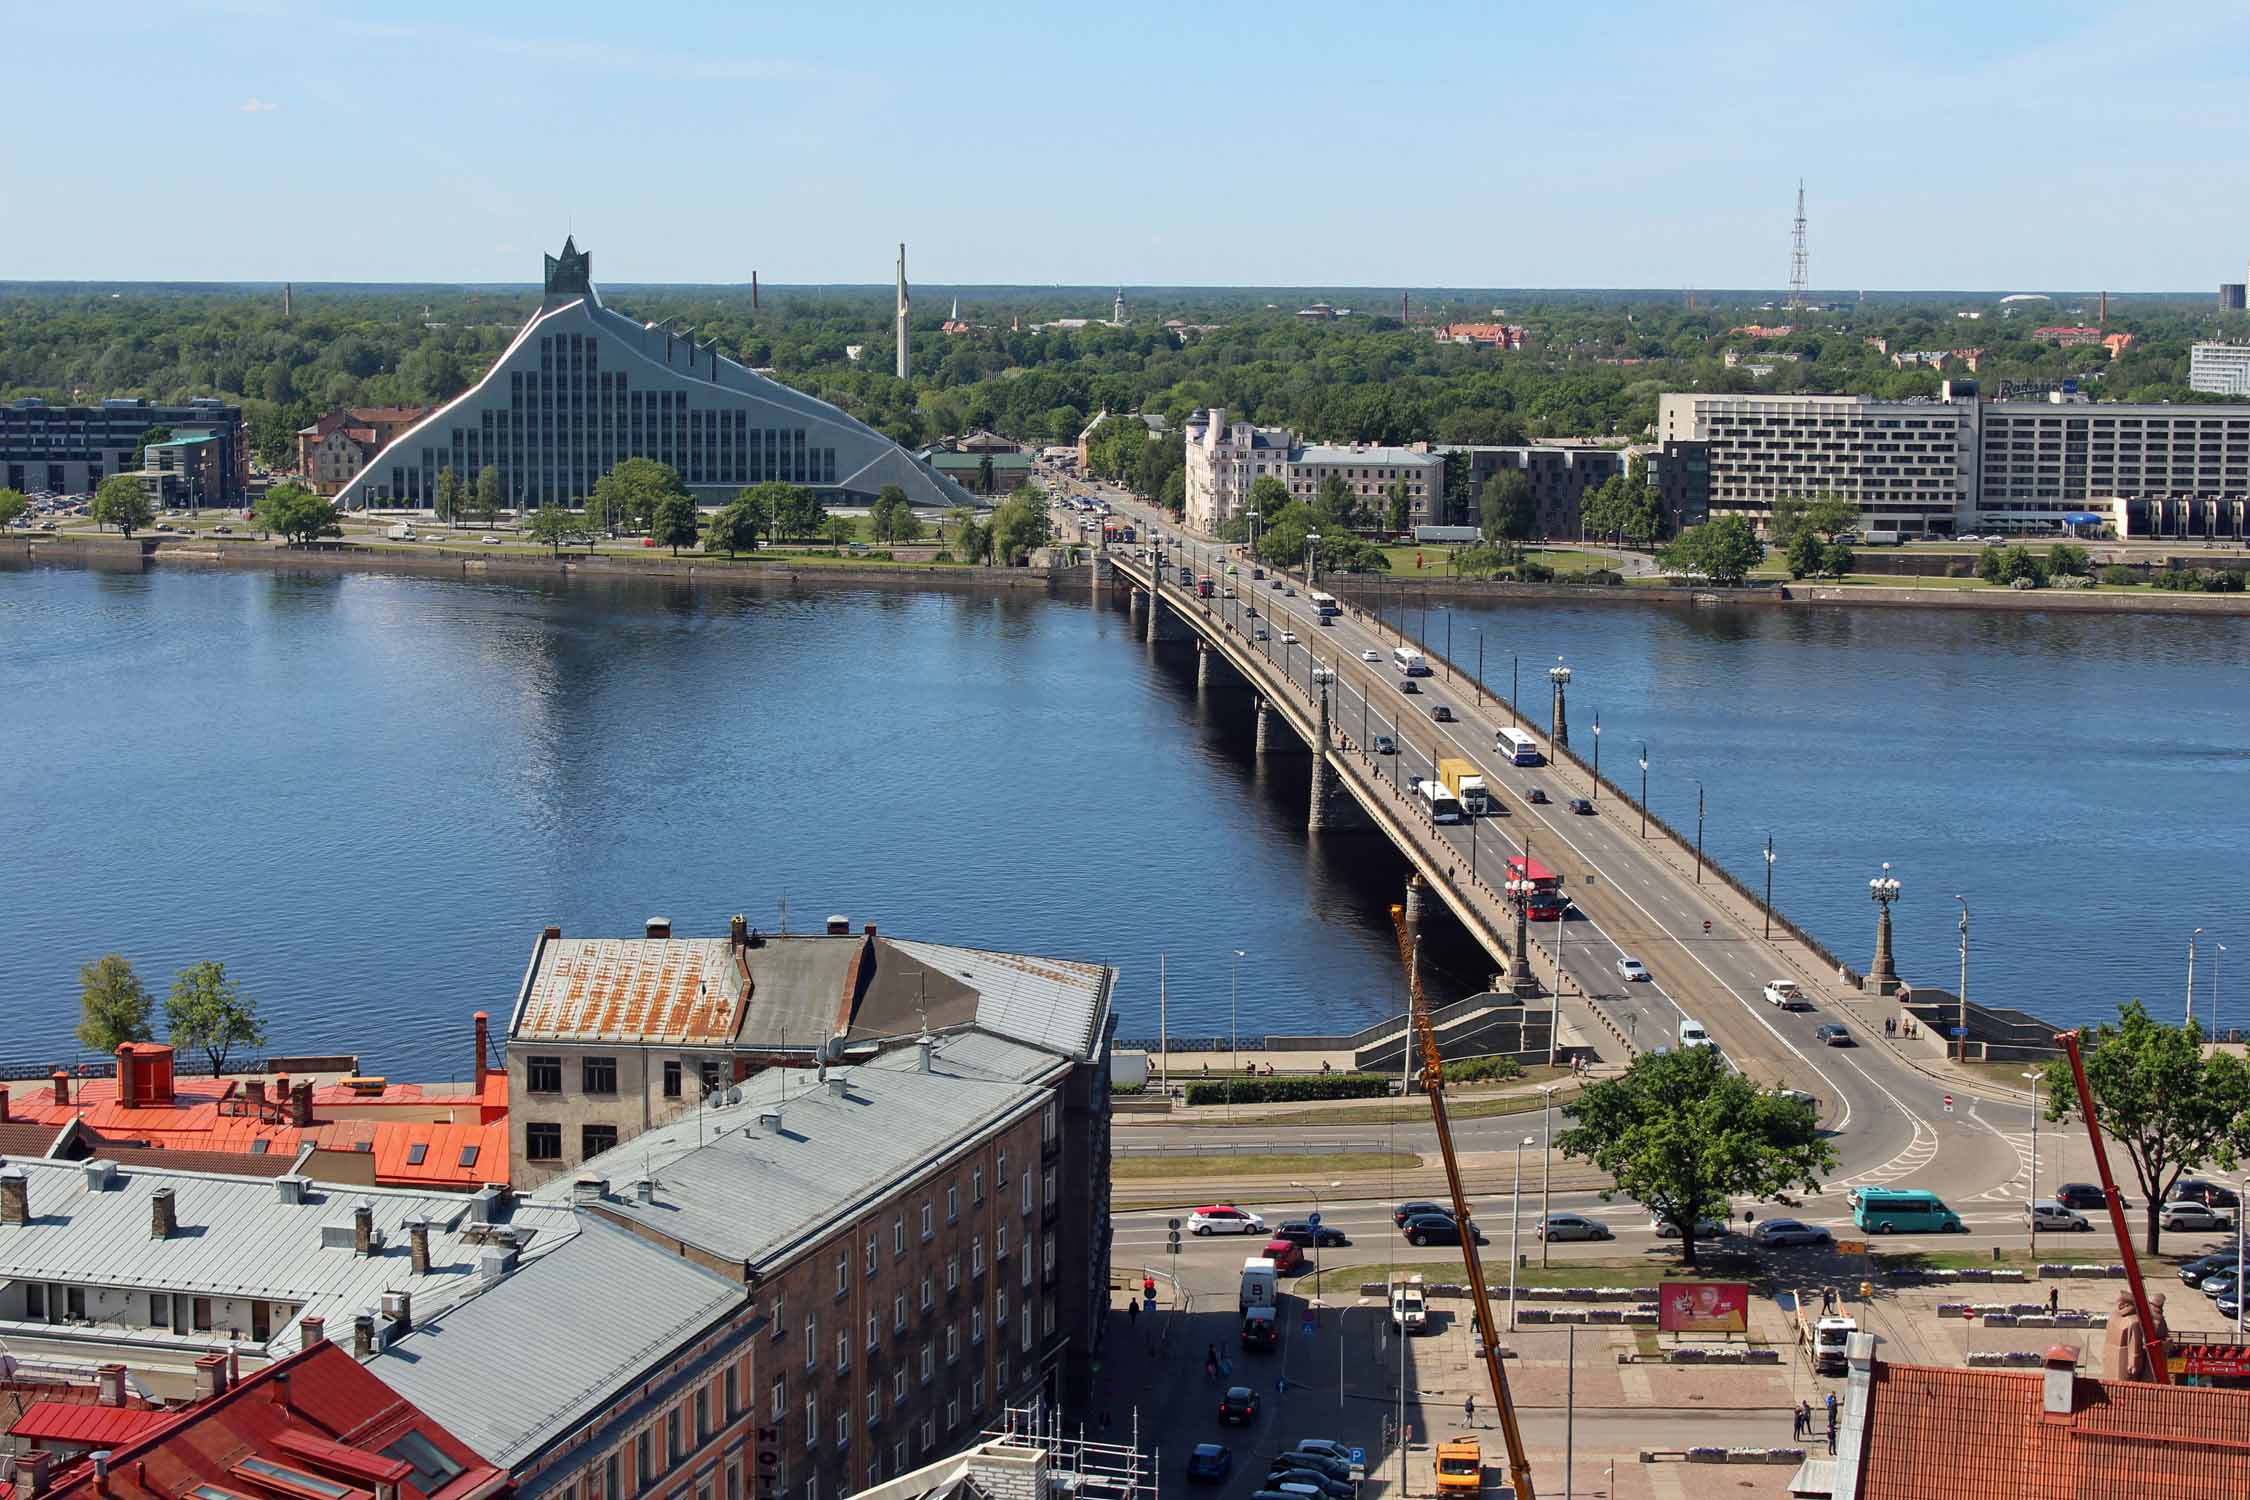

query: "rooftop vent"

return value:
[274, 1174, 311, 1206]
[645, 916, 672, 939]
[753, 1110, 784, 1135]
[826, 1074, 850, 1100]
[572, 1177, 609, 1204]
[83, 1159, 119, 1191]
[826, 914, 851, 936]
[467, 1183, 504, 1224]
[634, 1178, 658, 1205]
[478, 1246, 517, 1284]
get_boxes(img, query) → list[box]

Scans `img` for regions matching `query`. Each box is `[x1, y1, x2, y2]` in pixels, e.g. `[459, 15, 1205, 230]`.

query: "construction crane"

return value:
[2055, 1029, 2169, 1382]
[1391, 889, 1536, 1500]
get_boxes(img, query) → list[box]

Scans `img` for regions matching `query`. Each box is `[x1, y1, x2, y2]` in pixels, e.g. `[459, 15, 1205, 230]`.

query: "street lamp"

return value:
[1290, 1178, 1342, 1303]
[1246, 509, 1260, 568]
[1954, 895, 1968, 1054]
[1230, 948, 1245, 1074]
[1763, 834, 1777, 939]
[1590, 712, 1601, 800]
[1511, 656, 1520, 728]
[2022, 1069, 2043, 1258]
[1548, 658, 1571, 752]
[1693, 779, 1705, 884]
[1540, 1085, 1558, 1267]
[1442, 609, 1452, 680]
[1474, 628, 1485, 707]
[1638, 745, 1649, 840]
[2237, 1172, 2247, 1339]
[1867, 865, 1904, 996]
[1510, 1134, 1534, 1330]
[2217, 944, 2229, 1042]
[2188, 928, 2204, 1028]
[1305, 531, 1322, 588]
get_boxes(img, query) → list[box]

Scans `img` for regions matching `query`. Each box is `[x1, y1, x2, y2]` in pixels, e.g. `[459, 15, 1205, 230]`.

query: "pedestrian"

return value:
[1825, 1392, 1837, 1430]
[1128, 1298, 1140, 1327]
[1793, 1402, 1808, 1439]
[1821, 1285, 1837, 1315]
[1826, 1422, 1837, 1457]
[1464, 1394, 1476, 1426]
[2048, 1286, 2060, 1315]
[1206, 1342, 1218, 1369]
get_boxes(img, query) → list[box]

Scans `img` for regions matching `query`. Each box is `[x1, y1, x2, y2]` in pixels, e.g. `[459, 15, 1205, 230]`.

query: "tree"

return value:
[764, 483, 824, 541]
[2041, 1001, 2250, 1255]
[650, 492, 701, 555]
[433, 466, 463, 524]
[1556, 1045, 1835, 1268]
[1580, 468, 1663, 544]
[869, 485, 923, 543]
[1768, 494, 1809, 547]
[591, 458, 687, 533]
[1315, 473, 1361, 530]
[91, 474, 155, 537]
[256, 482, 343, 546]
[2049, 542, 2092, 578]
[1158, 468, 1185, 516]
[528, 504, 579, 556]
[1479, 469, 1535, 541]
[1785, 528, 1827, 580]
[1822, 539, 1856, 577]
[77, 954, 155, 1053]
[1385, 477, 1412, 535]
[1248, 475, 1292, 523]
[977, 453, 996, 496]
[1658, 516, 1764, 585]
[1993, 543, 2047, 587]
[0, 487, 28, 530]
[166, 959, 264, 1076]
[989, 490, 1054, 563]
[473, 465, 503, 527]
[1804, 495, 1857, 538]
[825, 515, 851, 548]
[702, 499, 756, 557]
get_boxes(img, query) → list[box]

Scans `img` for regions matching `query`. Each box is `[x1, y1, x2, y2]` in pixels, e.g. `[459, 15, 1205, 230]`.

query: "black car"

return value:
[2180, 1251, 2239, 1285]
[2056, 1183, 2129, 1212]
[1186, 1445, 1232, 1485]
[1267, 1471, 1352, 1500]
[1568, 797, 1594, 815]
[1526, 787, 1549, 804]
[2177, 1179, 2242, 1210]
[1401, 679, 1421, 694]
[1269, 1452, 1354, 1485]
[1275, 1220, 1349, 1248]
[1432, 704, 1454, 722]
[1219, 1386, 1260, 1425]
[1393, 1200, 1450, 1227]
[1401, 1212, 1485, 1247]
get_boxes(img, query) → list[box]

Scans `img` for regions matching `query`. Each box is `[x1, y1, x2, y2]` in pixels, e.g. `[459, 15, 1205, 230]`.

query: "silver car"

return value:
[1536, 1213, 1613, 1242]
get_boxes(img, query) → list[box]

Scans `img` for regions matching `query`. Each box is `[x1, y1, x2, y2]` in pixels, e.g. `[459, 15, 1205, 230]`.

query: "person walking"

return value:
[1464, 1394, 1476, 1427]
[2048, 1286, 2060, 1315]
[1825, 1391, 1838, 1432]
[1128, 1297, 1140, 1329]
[1793, 1402, 1809, 1439]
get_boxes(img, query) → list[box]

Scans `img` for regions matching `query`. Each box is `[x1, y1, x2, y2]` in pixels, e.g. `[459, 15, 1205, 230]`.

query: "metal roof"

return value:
[1294, 445, 1444, 467]
[882, 940, 1112, 1060]
[373, 1215, 748, 1468]
[532, 1047, 1045, 1270]
[513, 937, 750, 1043]
[0, 1158, 577, 1359]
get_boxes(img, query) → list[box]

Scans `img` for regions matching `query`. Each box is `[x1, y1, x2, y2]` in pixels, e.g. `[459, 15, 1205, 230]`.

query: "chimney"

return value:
[408, 1217, 431, 1275]
[291, 1081, 313, 1127]
[916, 1036, 936, 1073]
[299, 1314, 326, 1346]
[473, 1011, 490, 1090]
[272, 1074, 290, 1113]
[543, 924, 562, 940]
[52, 1069, 70, 1107]
[150, 1186, 178, 1239]
[246, 1079, 267, 1114]
[115, 1044, 137, 1106]
[97, 1364, 127, 1408]
[21, 1453, 52, 1500]
[826, 1074, 849, 1100]
[274, 1174, 310, 1206]
[645, 916, 672, 940]
[353, 1202, 374, 1256]
[572, 1176, 609, 1204]
[381, 1289, 412, 1333]
[83, 1159, 117, 1191]
[2042, 1345, 2080, 1415]
[2, 1165, 30, 1225]
[478, 1246, 516, 1283]
[271, 1371, 290, 1411]
[862, 922, 876, 938]
[730, 914, 748, 952]
[826, 914, 850, 936]
[634, 1178, 657, 1204]
[352, 1314, 375, 1359]
[0, 1085, 10, 1122]
[193, 1352, 229, 1401]
[92, 1453, 112, 1486]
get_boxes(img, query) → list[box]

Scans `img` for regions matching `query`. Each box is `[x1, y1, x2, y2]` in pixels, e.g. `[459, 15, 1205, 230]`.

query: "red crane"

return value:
[2055, 1028, 2167, 1382]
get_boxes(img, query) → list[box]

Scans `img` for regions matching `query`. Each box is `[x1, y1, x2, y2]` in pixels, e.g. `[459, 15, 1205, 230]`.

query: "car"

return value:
[212, 524, 233, 534]
[2176, 1179, 2242, 1209]
[1814, 1024, 1855, 1047]
[1750, 1218, 1833, 1248]
[1568, 797, 1594, 815]
[2056, 1183, 2127, 1212]
[1526, 787, 1549, 804]
[2222, 1291, 2242, 1321]
[1253, 627, 1270, 641]
[1271, 579, 1284, 590]
[1267, 1472, 1351, 1500]
[1361, 649, 1382, 663]
[2200, 1268, 2241, 1297]
[482, 535, 503, 545]
[1218, 1386, 1261, 1425]
[1651, 1216, 1726, 1239]
[2179, 1252, 2238, 1285]
[1373, 735, 1397, 755]
[1537, 1213, 1613, 1242]
[1615, 957, 1649, 982]
[1401, 679, 1421, 694]
[1401, 1212, 1484, 1247]
[1185, 1444, 1232, 1485]
[1285, 586, 1297, 596]
[1280, 631, 1299, 645]
[1393, 1200, 1450, 1228]
[1246, 604, 1258, 617]
[1431, 704, 1453, 722]
[1291, 1441, 1355, 1468]
[2025, 1200, 2092, 1232]
[2162, 1201, 2234, 1232]
[1275, 1220, 1349, 1248]
[1269, 1452, 1353, 1485]
[1187, 1205, 1265, 1236]
[1762, 979, 1810, 1010]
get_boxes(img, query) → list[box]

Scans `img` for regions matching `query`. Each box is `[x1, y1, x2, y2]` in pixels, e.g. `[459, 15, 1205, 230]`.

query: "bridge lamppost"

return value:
[1246, 509, 1260, 570]
[1474, 628, 1485, 707]
[1693, 780, 1705, 884]
[1868, 865, 1902, 996]
[1503, 875, 1537, 997]
[1548, 658, 1571, 752]
[1305, 531, 1322, 590]
[1638, 745, 1648, 840]
[1763, 833, 1776, 939]
[1590, 712, 1601, 801]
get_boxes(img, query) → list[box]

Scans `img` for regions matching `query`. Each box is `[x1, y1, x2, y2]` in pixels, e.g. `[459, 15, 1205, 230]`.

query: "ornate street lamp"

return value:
[1869, 864, 1903, 996]
[1548, 658, 1571, 751]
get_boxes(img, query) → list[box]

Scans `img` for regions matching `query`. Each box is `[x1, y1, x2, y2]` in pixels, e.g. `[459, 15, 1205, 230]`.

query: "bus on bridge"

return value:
[1504, 854, 1566, 919]
[1495, 726, 1541, 765]
[1310, 590, 1341, 621]
[1414, 777, 1465, 825]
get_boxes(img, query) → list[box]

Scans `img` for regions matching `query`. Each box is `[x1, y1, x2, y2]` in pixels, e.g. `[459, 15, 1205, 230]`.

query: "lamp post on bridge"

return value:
[1305, 532, 1321, 591]
[1693, 779, 1705, 884]
[1763, 833, 1776, 939]
[1504, 874, 1537, 998]
[1474, 629, 1485, 707]
[1638, 745, 1648, 840]
[1590, 712, 1600, 801]
[1867, 865, 1902, 997]
[1548, 658, 1571, 752]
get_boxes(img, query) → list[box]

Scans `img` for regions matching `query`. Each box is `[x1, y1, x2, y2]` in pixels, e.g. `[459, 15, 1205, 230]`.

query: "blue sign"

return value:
[1349, 1449, 1365, 1473]
[1308, 1212, 1322, 1228]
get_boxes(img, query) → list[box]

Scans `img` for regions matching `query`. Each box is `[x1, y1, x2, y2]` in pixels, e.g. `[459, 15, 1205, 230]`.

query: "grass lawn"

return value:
[1244, 1089, 1581, 1128]
[1373, 545, 1616, 578]
[1304, 1252, 1746, 1295]
[1111, 1150, 1420, 1181]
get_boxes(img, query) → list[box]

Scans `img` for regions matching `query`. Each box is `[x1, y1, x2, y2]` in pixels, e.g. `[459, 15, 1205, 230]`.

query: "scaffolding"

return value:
[984, 1404, 1154, 1500]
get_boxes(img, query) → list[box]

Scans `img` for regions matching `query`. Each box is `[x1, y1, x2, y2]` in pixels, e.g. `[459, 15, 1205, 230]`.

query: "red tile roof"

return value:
[10, 1402, 174, 1447]
[1857, 1358, 2250, 1500]
[40, 1342, 500, 1500]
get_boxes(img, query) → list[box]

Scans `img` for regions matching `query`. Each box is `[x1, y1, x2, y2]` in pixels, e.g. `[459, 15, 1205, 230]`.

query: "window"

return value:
[946, 1398, 959, 1431]
[971, 1377, 984, 1414]
[527, 1056, 562, 1093]
[606, 1454, 622, 1500]
[664, 1061, 682, 1099]
[835, 1333, 849, 1372]
[920, 1344, 933, 1383]
[726, 1462, 740, 1500]
[998, 1357, 1009, 1392]
[894, 1442, 907, 1475]
[1020, 1172, 1032, 1214]
[772, 1293, 785, 1339]
[804, 1394, 818, 1449]
[893, 1217, 905, 1256]
[867, 1313, 879, 1350]
[526, 1123, 562, 1161]
[867, 1456, 881, 1487]
[636, 1430, 652, 1491]
[893, 1292, 906, 1332]
[1043, 1168, 1056, 1207]
[972, 1166, 984, 1202]
[996, 1222, 1008, 1259]
[804, 1480, 817, 1500]
[406, 1143, 429, 1166]
[668, 1405, 683, 1462]
[971, 1306, 983, 1345]
[583, 1057, 618, 1094]
[946, 1323, 960, 1363]
[723, 1366, 737, 1418]
[804, 1317, 817, 1370]
[920, 1421, 934, 1453]
[701, 1059, 722, 1093]
[996, 1288, 1007, 1325]
[771, 1376, 786, 1421]
[583, 1124, 618, 1158]
[946, 1184, 958, 1223]
[972, 1237, 984, 1277]
[698, 1383, 712, 1442]
[867, 1390, 881, 1428]
[835, 1255, 848, 1297]
[865, 1234, 878, 1275]
[834, 1410, 849, 1448]
[947, 1255, 959, 1292]
[893, 1369, 907, 1402]
[1023, 1314, 1036, 1352]
[996, 1150, 1006, 1183]
[920, 1277, 932, 1311]
[920, 1201, 933, 1240]
[148, 1292, 171, 1328]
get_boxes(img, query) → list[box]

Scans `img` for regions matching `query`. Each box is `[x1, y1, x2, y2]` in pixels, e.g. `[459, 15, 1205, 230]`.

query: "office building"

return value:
[2189, 341, 2250, 396]
[1180, 409, 1441, 531]
[334, 240, 970, 511]
[1441, 445, 1625, 536]
[2220, 283, 2246, 311]
[297, 407, 433, 495]
[1978, 396, 2250, 536]
[1, 398, 247, 501]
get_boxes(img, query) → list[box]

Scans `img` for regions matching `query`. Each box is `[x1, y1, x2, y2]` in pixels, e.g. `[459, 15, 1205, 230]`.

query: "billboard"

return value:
[1658, 1280, 1750, 1334]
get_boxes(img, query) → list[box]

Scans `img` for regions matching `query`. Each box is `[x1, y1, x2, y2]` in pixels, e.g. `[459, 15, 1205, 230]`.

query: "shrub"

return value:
[1183, 1073, 1392, 1106]
[2048, 543, 2091, 576]
[2098, 564, 2139, 586]
[1109, 1080, 1146, 1095]
[2052, 573, 2094, 589]
[2009, 577, 2037, 590]
[1516, 561, 1556, 583]
[1582, 569, 1625, 586]
[1441, 1055, 1525, 1084]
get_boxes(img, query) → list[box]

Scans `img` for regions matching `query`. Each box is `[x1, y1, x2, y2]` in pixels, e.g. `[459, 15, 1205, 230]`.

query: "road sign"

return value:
[1167, 1218, 1181, 1230]
[1302, 1317, 1315, 1336]
[1943, 1093, 1954, 1114]
[1308, 1212, 1322, 1228]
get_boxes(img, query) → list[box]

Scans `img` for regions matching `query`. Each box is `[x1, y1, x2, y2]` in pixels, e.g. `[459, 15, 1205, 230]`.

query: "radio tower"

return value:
[1787, 180, 1809, 311]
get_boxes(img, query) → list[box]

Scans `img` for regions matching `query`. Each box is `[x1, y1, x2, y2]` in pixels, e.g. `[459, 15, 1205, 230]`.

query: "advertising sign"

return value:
[2172, 1344, 2250, 1380]
[1658, 1280, 1750, 1334]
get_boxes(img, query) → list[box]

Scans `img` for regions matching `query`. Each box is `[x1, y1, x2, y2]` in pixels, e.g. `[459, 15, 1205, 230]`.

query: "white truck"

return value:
[1389, 1273, 1428, 1333]
[1814, 1315, 1856, 1375]
[1240, 1257, 1278, 1313]
[1762, 979, 1810, 1010]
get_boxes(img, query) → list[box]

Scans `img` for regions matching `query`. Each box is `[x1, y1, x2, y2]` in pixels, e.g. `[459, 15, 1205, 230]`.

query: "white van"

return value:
[1678, 1018, 1713, 1048]
[1239, 1257, 1277, 1312]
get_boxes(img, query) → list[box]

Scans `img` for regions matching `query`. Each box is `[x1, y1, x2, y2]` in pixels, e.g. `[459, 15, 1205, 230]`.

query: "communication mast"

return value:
[1787, 180, 1809, 311]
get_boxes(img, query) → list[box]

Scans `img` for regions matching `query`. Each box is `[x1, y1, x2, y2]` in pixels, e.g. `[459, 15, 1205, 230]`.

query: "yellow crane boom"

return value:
[1391, 897, 1536, 1500]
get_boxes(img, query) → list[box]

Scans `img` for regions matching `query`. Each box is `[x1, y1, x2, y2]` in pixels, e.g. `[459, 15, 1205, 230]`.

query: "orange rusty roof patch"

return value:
[516, 937, 751, 1043]
[305, 1119, 509, 1188]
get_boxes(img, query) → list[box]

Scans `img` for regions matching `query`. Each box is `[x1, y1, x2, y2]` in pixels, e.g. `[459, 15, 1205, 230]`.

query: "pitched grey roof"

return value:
[0, 1158, 576, 1359]
[882, 939, 1112, 1061]
[533, 1047, 1045, 1271]
[374, 1213, 749, 1468]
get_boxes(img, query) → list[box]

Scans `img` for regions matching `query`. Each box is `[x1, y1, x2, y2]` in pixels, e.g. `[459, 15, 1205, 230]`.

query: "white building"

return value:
[2189, 341, 2250, 396]
[1181, 409, 1446, 533]
[336, 238, 971, 511]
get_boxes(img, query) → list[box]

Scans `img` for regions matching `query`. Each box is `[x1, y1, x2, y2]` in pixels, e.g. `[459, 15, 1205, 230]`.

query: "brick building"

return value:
[296, 408, 433, 496]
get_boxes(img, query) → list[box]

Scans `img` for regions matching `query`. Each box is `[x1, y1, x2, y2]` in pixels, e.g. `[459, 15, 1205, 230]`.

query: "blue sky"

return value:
[9, 0, 2249, 289]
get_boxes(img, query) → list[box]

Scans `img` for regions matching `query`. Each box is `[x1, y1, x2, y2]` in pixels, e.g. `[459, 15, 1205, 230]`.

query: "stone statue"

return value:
[2102, 1288, 2149, 1380]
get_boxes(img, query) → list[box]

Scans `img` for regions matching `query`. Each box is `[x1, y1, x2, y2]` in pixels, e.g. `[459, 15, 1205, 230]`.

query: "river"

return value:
[2, 561, 2243, 1080]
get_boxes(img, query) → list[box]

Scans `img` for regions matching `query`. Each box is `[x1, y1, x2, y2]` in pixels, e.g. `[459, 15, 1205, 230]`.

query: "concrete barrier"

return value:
[2037, 1263, 2128, 1279]
[1886, 1267, 2029, 1284]
[1681, 1447, 1804, 1465]
[1967, 1350, 2047, 1368]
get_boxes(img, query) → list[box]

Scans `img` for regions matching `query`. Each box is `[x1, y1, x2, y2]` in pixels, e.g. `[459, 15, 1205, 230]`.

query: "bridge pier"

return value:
[1307, 685, 1370, 831]
[1144, 584, 1162, 643]
[1196, 642, 1213, 689]
[1128, 587, 1144, 622]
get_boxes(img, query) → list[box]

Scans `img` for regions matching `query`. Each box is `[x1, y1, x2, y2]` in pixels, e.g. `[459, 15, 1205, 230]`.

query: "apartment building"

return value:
[1287, 445, 1445, 524]
[1181, 408, 1295, 532]
[297, 407, 433, 496]
[2189, 341, 2250, 396]
[1978, 398, 2250, 537]
[1, 397, 248, 500]
[1440, 445, 1627, 537]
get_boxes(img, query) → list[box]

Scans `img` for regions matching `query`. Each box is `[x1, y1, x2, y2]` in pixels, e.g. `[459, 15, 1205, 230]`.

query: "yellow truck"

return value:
[1435, 757, 1489, 815]
[1435, 1437, 1482, 1496]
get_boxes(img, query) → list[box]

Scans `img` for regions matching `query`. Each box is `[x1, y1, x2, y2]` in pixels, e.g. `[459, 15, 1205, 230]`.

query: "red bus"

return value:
[1505, 855, 1565, 920]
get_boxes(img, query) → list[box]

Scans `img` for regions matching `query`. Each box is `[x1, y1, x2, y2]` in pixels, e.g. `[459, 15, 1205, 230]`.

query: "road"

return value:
[1062, 475, 2041, 1206]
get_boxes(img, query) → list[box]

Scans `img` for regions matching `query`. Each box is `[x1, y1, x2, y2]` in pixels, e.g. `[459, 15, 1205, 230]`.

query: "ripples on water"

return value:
[3, 562, 2244, 1079]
